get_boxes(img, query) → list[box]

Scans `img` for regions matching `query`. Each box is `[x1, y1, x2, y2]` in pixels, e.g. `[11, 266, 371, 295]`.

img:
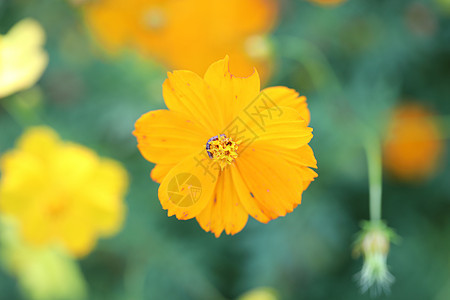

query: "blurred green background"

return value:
[1, 0, 450, 299]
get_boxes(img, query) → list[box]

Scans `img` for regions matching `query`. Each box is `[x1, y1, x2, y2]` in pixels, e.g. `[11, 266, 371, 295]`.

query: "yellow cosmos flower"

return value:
[133, 56, 317, 237]
[81, 0, 277, 82]
[383, 103, 444, 181]
[0, 19, 48, 98]
[0, 127, 128, 257]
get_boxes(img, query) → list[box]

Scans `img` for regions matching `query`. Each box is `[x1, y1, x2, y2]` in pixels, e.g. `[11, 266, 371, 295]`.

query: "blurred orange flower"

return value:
[383, 103, 444, 181]
[0, 127, 128, 257]
[81, 0, 277, 82]
[133, 56, 317, 237]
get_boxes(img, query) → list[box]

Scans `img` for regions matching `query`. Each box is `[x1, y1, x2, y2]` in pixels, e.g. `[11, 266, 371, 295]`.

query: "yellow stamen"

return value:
[206, 134, 239, 170]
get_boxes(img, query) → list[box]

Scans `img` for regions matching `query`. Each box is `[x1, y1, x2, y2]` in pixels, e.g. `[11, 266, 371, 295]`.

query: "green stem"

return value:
[364, 131, 382, 221]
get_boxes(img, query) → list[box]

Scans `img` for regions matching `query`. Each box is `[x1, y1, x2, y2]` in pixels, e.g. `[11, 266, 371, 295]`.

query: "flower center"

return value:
[206, 134, 239, 170]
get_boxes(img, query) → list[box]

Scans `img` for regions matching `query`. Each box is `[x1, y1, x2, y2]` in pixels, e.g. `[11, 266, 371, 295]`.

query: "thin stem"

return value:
[364, 131, 382, 221]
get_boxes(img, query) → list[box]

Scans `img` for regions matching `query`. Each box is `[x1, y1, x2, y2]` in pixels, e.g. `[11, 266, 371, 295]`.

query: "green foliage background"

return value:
[1, 0, 450, 299]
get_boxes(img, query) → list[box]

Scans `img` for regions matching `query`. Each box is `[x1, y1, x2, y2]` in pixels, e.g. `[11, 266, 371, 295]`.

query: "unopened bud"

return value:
[362, 229, 390, 256]
[354, 221, 397, 296]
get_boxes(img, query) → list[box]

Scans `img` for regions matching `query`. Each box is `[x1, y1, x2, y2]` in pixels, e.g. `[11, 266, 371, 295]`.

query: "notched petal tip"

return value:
[205, 55, 260, 81]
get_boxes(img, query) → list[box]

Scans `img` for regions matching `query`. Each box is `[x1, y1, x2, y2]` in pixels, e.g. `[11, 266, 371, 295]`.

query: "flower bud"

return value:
[354, 221, 397, 296]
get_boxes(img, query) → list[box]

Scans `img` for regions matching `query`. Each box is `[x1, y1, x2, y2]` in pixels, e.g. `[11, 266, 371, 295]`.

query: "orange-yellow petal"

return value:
[261, 86, 310, 124]
[236, 147, 304, 220]
[158, 152, 220, 220]
[229, 164, 273, 223]
[151, 163, 176, 183]
[203, 56, 261, 124]
[244, 144, 318, 190]
[196, 168, 248, 237]
[237, 106, 312, 150]
[259, 145, 317, 168]
[163, 70, 219, 134]
[297, 166, 318, 191]
[133, 109, 207, 164]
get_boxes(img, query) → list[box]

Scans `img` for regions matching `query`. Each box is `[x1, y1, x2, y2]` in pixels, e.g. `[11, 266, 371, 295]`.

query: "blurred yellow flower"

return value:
[133, 56, 317, 237]
[0, 127, 128, 257]
[0, 19, 48, 98]
[0, 217, 87, 300]
[383, 103, 444, 181]
[81, 0, 277, 82]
